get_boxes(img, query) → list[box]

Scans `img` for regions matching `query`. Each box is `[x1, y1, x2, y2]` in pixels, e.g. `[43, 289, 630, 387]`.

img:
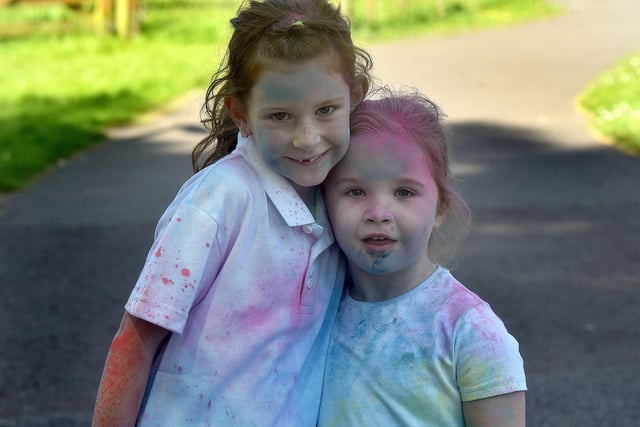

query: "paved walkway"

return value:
[1, 0, 639, 425]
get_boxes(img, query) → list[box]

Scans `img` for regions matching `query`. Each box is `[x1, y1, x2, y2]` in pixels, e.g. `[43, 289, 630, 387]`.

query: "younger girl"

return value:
[92, 1, 371, 425]
[319, 88, 527, 426]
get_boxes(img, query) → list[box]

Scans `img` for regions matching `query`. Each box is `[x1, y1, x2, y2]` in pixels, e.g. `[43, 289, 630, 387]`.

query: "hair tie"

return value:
[288, 12, 304, 28]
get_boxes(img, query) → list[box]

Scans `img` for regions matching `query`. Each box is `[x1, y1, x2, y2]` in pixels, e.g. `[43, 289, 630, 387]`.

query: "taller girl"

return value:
[92, 0, 371, 425]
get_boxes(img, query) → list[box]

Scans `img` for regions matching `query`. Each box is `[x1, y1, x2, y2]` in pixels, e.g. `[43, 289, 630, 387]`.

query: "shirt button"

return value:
[302, 225, 313, 234]
[307, 277, 313, 288]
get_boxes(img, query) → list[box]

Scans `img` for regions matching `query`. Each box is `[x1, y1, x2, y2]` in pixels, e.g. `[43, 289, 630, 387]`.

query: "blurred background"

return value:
[1, 1, 638, 426]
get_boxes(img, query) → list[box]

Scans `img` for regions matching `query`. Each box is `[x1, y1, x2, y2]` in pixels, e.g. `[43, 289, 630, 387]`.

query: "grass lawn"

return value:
[0, 0, 559, 192]
[577, 51, 640, 156]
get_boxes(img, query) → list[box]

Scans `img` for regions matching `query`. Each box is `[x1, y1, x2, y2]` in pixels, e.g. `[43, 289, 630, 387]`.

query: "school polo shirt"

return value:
[126, 134, 344, 426]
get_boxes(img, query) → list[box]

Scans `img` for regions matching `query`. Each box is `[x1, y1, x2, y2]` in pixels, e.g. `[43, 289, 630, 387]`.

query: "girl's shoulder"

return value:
[428, 269, 491, 323]
[172, 155, 264, 217]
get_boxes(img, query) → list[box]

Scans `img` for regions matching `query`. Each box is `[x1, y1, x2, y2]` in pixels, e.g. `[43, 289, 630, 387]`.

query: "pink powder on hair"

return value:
[288, 12, 303, 21]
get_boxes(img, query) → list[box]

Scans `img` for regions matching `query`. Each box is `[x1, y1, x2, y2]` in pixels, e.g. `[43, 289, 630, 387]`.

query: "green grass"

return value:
[0, 0, 558, 192]
[0, 0, 233, 191]
[577, 52, 640, 155]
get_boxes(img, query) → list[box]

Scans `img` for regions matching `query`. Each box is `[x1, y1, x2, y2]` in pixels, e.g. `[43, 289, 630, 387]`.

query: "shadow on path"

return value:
[450, 122, 640, 426]
[1, 120, 639, 426]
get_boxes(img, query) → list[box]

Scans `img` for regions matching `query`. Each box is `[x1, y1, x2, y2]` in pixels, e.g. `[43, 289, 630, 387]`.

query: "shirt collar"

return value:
[235, 133, 317, 227]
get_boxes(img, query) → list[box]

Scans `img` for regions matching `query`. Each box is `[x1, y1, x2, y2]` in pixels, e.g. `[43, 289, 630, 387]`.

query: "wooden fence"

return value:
[3, 0, 139, 37]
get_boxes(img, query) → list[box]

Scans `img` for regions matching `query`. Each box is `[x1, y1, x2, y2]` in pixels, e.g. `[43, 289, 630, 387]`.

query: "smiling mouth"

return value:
[289, 151, 326, 164]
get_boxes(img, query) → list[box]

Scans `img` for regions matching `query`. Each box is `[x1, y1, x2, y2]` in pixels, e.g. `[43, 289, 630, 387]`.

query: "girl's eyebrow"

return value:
[261, 97, 347, 110]
[330, 176, 427, 190]
[318, 97, 348, 106]
[328, 176, 360, 187]
[395, 177, 426, 188]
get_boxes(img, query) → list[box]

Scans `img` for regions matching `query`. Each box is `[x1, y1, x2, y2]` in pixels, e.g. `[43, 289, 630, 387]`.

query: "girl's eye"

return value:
[396, 188, 414, 198]
[347, 188, 365, 198]
[317, 106, 335, 116]
[271, 112, 290, 121]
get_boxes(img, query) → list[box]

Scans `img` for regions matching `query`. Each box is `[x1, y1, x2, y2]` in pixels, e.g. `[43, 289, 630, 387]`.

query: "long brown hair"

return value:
[192, 0, 373, 172]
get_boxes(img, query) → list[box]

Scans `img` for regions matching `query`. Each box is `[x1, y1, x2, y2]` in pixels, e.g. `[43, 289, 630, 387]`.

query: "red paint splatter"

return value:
[176, 217, 182, 222]
[155, 247, 162, 257]
[161, 277, 174, 285]
[205, 242, 211, 248]
[181, 268, 191, 277]
[110, 328, 135, 353]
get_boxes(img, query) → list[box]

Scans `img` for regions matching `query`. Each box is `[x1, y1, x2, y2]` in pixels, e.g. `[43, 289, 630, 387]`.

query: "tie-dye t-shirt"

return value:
[126, 134, 344, 426]
[319, 267, 526, 427]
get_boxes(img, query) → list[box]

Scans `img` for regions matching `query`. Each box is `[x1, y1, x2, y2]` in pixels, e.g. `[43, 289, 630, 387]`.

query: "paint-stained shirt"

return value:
[126, 134, 344, 426]
[318, 267, 526, 427]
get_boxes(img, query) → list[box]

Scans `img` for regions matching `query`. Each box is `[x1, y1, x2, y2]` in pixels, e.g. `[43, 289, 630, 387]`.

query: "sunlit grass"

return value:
[0, 1, 232, 191]
[0, 0, 559, 192]
[577, 52, 640, 155]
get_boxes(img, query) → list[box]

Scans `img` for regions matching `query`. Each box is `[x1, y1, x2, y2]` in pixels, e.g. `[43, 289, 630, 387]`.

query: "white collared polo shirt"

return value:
[126, 134, 344, 426]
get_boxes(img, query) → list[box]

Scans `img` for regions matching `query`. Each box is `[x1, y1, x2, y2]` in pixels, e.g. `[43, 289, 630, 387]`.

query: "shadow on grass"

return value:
[0, 90, 152, 192]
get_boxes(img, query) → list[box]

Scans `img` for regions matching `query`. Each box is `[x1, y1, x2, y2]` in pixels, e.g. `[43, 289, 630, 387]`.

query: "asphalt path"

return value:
[1, 0, 639, 425]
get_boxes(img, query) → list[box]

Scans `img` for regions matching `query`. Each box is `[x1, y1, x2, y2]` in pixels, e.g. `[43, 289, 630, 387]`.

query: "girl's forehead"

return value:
[333, 133, 433, 186]
[346, 131, 432, 172]
[352, 130, 419, 154]
[256, 49, 346, 81]
[249, 55, 350, 104]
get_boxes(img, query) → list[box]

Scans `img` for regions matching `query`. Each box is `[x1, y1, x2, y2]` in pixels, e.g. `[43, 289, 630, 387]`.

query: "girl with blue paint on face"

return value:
[92, 1, 371, 425]
[320, 88, 527, 427]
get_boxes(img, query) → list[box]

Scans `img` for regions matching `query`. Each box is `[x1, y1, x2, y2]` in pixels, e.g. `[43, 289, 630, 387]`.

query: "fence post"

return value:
[115, 0, 138, 38]
[94, 0, 111, 34]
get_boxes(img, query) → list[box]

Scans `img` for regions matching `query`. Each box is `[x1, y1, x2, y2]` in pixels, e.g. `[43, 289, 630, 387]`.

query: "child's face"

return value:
[324, 131, 444, 298]
[235, 51, 353, 195]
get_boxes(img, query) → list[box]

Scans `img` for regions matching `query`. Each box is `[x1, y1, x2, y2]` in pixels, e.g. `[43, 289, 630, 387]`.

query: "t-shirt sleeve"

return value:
[454, 303, 527, 402]
[125, 203, 222, 334]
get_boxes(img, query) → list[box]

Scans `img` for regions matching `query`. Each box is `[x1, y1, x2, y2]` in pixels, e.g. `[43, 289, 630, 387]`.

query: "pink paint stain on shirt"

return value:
[181, 268, 191, 277]
[240, 304, 273, 331]
[155, 247, 163, 257]
[161, 277, 174, 285]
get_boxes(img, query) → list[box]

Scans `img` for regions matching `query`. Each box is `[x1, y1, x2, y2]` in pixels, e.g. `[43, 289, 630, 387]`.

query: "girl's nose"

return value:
[364, 203, 393, 224]
[292, 122, 320, 148]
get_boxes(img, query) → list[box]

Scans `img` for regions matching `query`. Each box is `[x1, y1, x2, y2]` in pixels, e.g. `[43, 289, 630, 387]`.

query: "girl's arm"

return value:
[92, 312, 169, 427]
[462, 391, 526, 427]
